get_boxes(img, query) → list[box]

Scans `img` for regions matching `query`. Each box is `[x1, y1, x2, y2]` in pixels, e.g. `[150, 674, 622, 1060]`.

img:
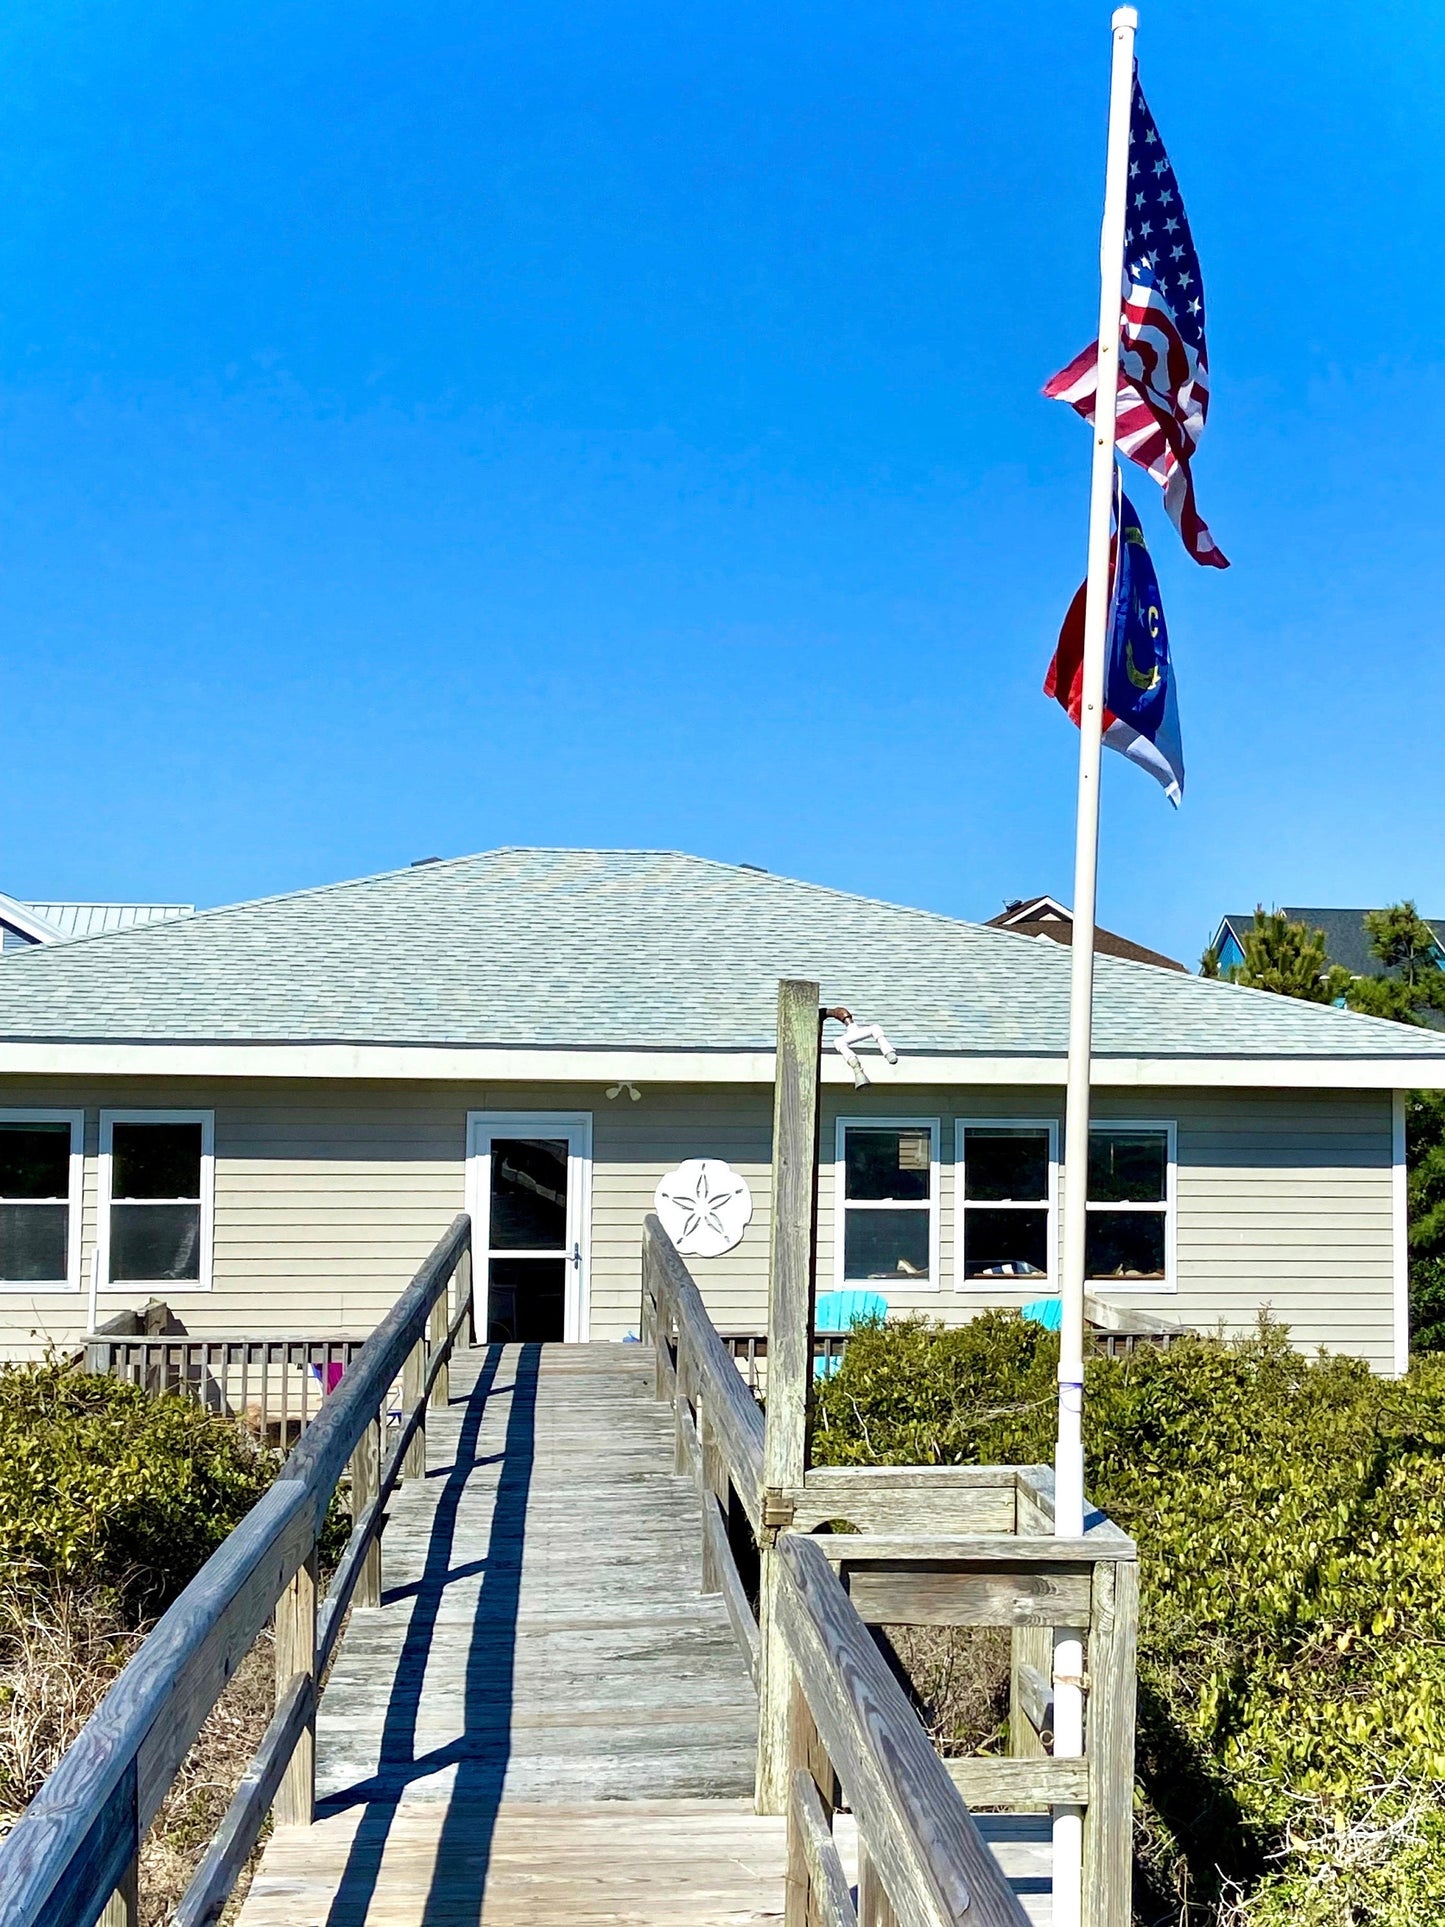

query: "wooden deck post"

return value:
[1083, 1557, 1138, 1927]
[699, 1398, 724, 1592]
[100, 1857, 139, 1927]
[756, 978, 822, 1814]
[402, 1337, 427, 1479]
[349, 1414, 382, 1608]
[274, 1550, 319, 1827]
[428, 1287, 450, 1411]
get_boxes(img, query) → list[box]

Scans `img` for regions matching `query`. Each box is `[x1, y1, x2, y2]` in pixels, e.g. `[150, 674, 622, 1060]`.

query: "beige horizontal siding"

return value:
[0, 1074, 1398, 1372]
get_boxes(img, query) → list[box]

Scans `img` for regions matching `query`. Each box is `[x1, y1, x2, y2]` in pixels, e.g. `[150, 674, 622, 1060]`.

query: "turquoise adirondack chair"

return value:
[814, 1288, 888, 1376]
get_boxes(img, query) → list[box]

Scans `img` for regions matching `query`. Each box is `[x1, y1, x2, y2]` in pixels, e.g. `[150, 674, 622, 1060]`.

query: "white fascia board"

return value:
[0, 894, 66, 944]
[0, 1039, 1443, 1090]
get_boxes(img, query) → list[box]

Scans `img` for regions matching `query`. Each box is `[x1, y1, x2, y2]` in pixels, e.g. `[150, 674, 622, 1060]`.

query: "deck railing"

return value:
[0, 1215, 474, 1927]
[642, 1214, 1133, 1927]
[83, 1335, 373, 1442]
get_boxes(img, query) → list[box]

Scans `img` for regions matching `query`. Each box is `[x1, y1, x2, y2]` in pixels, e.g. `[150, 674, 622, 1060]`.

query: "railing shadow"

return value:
[319, 1342, 541, 1927]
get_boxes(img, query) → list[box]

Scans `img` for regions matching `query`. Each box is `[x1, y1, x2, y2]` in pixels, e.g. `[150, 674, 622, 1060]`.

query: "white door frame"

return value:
[466, 1111, 593, 1342]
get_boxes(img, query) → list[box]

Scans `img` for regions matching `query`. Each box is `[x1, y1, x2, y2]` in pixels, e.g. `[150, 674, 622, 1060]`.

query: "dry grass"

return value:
[878, 1623, 1012, 1758]
[0, 1583, 139, 1821]
[139, 1631, 275, 1927]
[0, 1582, 277, 1926]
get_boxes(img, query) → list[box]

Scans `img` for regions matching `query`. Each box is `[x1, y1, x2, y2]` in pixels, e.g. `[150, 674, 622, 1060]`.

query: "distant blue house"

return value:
[1210, 908, 1445, 980]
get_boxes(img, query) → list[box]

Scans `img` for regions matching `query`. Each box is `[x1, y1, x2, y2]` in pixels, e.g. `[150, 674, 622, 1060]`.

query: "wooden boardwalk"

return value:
[234, 1339, 1053, 1925]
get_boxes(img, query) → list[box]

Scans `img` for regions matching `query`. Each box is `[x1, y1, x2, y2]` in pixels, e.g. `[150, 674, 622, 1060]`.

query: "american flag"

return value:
[1046, 73, 1227, 569]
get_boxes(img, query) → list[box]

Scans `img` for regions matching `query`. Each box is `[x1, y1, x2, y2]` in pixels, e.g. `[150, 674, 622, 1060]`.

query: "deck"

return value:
[235, 1343, 1052, 1926]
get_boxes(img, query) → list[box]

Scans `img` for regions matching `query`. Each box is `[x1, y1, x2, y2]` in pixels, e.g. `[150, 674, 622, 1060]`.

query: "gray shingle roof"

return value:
[0, 848, 1441, 1060]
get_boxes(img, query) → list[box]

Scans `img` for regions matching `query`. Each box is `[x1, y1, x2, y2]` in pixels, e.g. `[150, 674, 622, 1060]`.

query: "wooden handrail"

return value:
[776, 1533, 1031, 1927]
[0, 1214, 473, 1927]
[642, 1215, 764, 1530]
[640, 1219, 1033, 1927]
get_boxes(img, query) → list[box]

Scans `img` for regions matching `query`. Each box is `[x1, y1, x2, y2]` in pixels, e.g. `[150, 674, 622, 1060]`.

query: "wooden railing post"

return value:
[1083, 1557, 1138, 1927]
[699, 1397, 724, 1593]
[100, 1858, 138, 1927]
[349, 1414, 382, 1608]
[402, 1337, 427, 1479]
[428, 1287, 450, 1412]
[674, 1341, 694, 1475]
[456, 1243, 475, 1349]
[757, 977, 822, 1815]
[274, 1550, 318, 1828]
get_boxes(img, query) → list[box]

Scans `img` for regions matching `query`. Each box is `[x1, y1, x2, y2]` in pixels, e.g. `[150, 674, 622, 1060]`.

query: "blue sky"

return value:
[1, 1, 1441, 967]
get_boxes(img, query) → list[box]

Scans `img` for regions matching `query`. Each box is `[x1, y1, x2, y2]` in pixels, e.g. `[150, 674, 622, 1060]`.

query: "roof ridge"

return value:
[0, 848, 1011, 960]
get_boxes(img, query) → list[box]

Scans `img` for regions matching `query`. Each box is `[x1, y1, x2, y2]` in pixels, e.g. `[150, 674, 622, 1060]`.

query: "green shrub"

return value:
[813, 1315, 1445, 1926]
[0, 1360, 279, 1620]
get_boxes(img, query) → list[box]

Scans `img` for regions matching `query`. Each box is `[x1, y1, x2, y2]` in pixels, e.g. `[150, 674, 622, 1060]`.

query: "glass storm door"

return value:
[467, 1114, 591, 1343]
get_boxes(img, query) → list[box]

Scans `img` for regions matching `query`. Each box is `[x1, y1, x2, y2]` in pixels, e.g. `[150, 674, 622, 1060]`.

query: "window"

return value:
[100, 1111, 214, 1289]
[0, 1111, 82, 1289]
[835, 1120, 939, 1288]
[956, 1121, 1057, 1285]
[1086, 1123, 1173, 1286]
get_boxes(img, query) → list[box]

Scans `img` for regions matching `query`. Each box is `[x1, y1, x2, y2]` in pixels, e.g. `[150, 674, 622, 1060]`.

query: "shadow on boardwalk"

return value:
[318, 1342, 541, 1926]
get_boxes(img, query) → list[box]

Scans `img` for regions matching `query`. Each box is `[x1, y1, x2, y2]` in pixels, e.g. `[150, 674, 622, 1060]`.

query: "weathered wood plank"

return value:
[401, 1338, 427, 1479]
[819, 1536, 1134, 1567]
[945, 1757, 1090, 1808]
[347, 1417, 382, 1612]
[758, 979, 823, 1816]
[1082, 1558, 1137, 1927]
[1012, 1468, 1134, 1554]
[777, 1532, 1031, 1927]
[790, 1479, 1016, 1536]
[1009, 1627, 1053, 1764]
[646, 1222, 764, 1521]
[792, 1769, 858, 1927]
[843, 1566, 1094, 1630]
[702, 1493, 761, 1687]
[236, 1799, 791, 1927]
[273, 1556, 317, 1828]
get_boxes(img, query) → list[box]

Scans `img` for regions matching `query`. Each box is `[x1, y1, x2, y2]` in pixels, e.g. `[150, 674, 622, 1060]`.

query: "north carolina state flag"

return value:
[1046, 491, 1185, 804]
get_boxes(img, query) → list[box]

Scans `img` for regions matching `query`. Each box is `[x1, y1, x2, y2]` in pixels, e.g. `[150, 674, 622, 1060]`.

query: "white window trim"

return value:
[833, 1116, 941, 1293]
[98, 1109, 215, 1293]
[0, 1109, 84, 1292]
[465, 1111, 594, 1342]
[954, 1118, 1059, 1294]
[1081, 1118, 1177, 1295]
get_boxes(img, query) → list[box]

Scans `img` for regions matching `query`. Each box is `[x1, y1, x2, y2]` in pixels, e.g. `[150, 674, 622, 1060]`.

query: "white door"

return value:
[466, 1113, 592, 1343]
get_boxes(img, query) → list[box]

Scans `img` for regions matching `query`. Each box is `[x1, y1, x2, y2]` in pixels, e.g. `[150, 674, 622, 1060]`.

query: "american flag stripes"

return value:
[1046, 72, 1227, 569]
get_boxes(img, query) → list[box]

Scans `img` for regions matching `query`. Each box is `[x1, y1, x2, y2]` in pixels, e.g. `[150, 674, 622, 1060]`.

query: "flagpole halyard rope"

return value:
[1052, 9, 1137, 1926]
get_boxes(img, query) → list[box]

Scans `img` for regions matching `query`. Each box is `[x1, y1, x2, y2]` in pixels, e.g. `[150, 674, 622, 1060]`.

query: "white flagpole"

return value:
[1052, 9, 1136, 1926]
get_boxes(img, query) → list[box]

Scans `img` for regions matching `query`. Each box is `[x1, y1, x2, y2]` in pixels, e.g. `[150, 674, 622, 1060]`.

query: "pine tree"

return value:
[1343, 902, 1445, 1026]
[1230, 907, 1351, 1004]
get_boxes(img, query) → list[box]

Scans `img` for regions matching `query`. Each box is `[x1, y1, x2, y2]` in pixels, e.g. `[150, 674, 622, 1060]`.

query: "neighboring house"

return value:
[0, 848, 1439, 1374]
[1211, 908, 1445, 980]
[986, 895, 1185, 971]
[0, 892, 192, 953]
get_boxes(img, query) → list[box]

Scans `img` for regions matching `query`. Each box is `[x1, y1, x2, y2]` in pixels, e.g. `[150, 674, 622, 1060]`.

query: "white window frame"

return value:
[1083, 1118, 1177, 1294]
[0, 1109, 84, 1292]
[99, 1109, 215, 1293]
[954, 1118, 1059, 1294]
[833, 1117, 941, 1293]
[465, 1111, 594, 1342]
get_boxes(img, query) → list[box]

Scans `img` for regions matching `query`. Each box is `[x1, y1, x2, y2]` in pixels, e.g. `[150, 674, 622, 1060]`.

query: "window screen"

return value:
[1085, 1126, 1169, 1281]
[840, 1125, 934, 1282]
[109, 1120, 205, 1282]
[959, 1125, 1053, 1281]
[0, 1121, 72, 1283]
